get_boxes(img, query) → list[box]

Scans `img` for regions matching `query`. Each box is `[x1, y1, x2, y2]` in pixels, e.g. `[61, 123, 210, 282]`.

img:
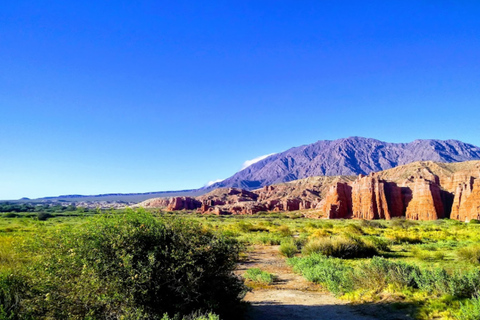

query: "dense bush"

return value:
[301, 235, 378, 259]
[22, 211, 247, 319]
[456, 295, 480, 320]
[0, 273, 29, 320]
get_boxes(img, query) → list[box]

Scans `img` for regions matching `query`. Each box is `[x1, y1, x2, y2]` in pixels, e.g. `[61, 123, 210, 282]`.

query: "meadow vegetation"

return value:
[2, 205, 480, 319]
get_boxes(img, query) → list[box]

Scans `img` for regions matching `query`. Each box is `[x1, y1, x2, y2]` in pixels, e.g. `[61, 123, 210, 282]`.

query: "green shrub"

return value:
[344, 224, 364, 235]
[457, 246, 480, 264]
[413, 267, 452, 295]
[456, 295, 480, 320]
[288, 253, 354, 295]
[354, 257, 419, 290]
[279, 239, 297, 258]
[26, 211, 247, 319]
[364, 236, 391, 252]
[36, 212, 53, 221]
[244, 268, 275, 285]
[302, 235, 378, 259]
[276, 225, 293, 237]
[390, 218, 418, 229]
[239, 232, 283, 245]
[411, 247, 445, 261]
[0, 273, 29, 320]
[359, 219, 384, 229]
[2, 213, 17, 218]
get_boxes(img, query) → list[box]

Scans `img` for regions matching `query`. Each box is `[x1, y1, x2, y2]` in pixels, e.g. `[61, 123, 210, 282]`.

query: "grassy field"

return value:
[2, 207, 480, 319]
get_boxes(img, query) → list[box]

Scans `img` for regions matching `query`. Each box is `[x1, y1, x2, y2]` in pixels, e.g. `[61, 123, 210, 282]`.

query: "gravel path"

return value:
[237, 245, 413, 320]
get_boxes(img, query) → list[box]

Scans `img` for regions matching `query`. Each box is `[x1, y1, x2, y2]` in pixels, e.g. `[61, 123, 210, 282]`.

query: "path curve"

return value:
[237, 245, 412, 320]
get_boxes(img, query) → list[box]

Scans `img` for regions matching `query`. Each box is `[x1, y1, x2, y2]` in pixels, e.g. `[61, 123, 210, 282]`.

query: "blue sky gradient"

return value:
[1, 1, 480, 199]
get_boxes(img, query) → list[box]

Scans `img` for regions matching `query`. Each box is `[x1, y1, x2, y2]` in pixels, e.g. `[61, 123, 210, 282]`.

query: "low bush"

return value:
[456, 295, 480, 320]
[359, 219, 384, 229]
[0, 273, 29, 320]
[302, 235, 378, 259]
[457, 246, 480, 264]
[279, 239, 297, 258]
[344, 224, 364, 235]
[239, 232, 283, 245]
[364, 236, 391, 252]
[36, 212, 53, 221]
[354, 257, 419, 290]
[288, 253, 354, 295]
[411, 247, 445, 261]
[244, 268, 275, 285]
[24, 211, 247, 319]
[276, 225, 293, 237]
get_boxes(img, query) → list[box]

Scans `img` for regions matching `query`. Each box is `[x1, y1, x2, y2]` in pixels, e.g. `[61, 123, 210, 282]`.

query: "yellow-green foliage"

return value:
[302, 235, 378, 258]
[457, 246, 480, 264]
[244, 268, 275, 285]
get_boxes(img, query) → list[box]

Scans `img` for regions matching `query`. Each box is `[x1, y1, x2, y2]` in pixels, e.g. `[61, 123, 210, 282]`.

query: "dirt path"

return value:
[237, 245, 413, 320]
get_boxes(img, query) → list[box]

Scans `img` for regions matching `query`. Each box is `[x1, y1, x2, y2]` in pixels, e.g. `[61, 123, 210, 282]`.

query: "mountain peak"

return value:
[205, 137, 480, 191]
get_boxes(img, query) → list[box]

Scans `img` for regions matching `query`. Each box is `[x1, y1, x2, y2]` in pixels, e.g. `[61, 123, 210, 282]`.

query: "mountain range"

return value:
[206, 137, 480, 191]
[7, 137, 480, 203]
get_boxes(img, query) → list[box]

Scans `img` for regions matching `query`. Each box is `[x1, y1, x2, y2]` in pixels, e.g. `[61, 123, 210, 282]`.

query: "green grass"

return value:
[3, 209, 480, 319]
[243, 268, 275, 285]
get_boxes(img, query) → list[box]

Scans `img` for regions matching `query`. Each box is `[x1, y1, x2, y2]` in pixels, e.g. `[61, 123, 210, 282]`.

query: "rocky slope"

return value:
[205, 137, 480, 191]
[139, 160, 480, 221]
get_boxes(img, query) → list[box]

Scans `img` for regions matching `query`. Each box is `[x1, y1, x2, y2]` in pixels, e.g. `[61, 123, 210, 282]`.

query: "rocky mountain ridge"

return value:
[205, 137, 480, 191]
[139, 160, 480, 222]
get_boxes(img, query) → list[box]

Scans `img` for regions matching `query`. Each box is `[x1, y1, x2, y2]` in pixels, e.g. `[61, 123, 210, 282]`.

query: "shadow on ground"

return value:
[245, 301, 417, 320]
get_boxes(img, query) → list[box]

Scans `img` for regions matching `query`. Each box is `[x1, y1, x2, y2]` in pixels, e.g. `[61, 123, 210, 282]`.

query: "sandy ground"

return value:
[237, 245, 414, 320]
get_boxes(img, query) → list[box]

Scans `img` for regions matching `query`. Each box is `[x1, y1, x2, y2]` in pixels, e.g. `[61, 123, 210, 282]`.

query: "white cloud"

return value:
[241, 153, 276, 170]
[204, 179, 224, 187]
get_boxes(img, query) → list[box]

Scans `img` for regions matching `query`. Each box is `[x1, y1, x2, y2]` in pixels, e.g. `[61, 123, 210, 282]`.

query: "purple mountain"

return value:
[206, 137, 480, 190]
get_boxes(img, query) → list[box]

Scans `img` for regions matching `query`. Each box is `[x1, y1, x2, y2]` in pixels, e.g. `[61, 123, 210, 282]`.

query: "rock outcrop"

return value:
[351, 174, 403, 220]
[137, 160, 480, 222]
[318, 183, 352, 219]
[166, 197, 202, 211]
[405, 179, 444, 220]
[451, 178, 480, 222]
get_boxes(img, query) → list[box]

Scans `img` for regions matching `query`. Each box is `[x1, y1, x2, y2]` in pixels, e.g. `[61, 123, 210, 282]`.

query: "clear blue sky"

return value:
[1, 1, 480, 199]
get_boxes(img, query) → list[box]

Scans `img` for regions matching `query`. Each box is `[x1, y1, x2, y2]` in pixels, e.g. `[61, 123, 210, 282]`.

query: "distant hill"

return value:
[205, 137, 480, 190]
[4, 190, 203, 204]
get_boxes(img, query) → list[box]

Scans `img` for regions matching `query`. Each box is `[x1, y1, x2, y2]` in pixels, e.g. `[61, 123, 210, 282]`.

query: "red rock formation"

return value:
[451, 178, 480, 221]
[350, 174, 404, 220]
[166, 197, 202, 211]
[318, 182, 352, 219]
[405, 179, 444, 220]
[140, 198, 170, 208]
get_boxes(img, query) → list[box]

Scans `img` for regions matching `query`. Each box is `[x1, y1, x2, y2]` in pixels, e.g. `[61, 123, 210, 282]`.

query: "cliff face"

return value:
[351, 174, 403, 220]
[451, 178, 480, 222]
[405, 179, 444, 220]
[317, 183, 352, 219]
[139, 160, 480, 221]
